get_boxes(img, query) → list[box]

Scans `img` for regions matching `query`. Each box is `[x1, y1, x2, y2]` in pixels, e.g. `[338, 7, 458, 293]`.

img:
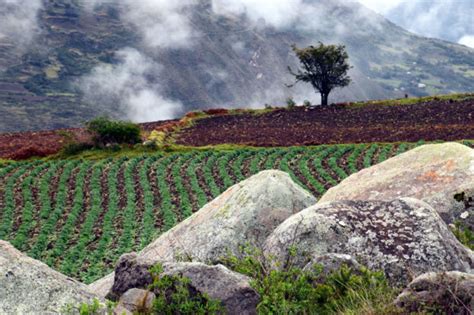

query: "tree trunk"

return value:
[321, 92, 329, 106]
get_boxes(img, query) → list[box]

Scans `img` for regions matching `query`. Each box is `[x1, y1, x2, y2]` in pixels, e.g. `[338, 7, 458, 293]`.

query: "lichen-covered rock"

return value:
[91, 170, 315, 297]
[394, 271, 474, 315]
[114, 288, 155, 315]
[108, 253, 259, 315]
[160, 263, 259, 315]
[0, 240, 101, 314]
[138, 170, 316, 265]
[319, 143, 474, 227]
[264, 198, 474, 285]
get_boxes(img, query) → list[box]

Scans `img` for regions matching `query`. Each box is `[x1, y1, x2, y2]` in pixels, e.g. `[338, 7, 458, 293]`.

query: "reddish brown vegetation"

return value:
[203, 108, 230, 116]
[0, 128, 91, 160]
[175, 99, 474, 146]
[0, 121, 173, 160]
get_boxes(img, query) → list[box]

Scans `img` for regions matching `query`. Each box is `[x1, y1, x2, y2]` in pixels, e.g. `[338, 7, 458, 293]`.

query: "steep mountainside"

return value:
[0, 0, 473, 132]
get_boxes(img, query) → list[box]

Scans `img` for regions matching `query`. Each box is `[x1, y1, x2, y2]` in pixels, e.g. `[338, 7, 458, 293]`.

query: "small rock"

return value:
[395, 271, 474, 315]
[108, 253, 153, 301]
[114, 288, 155, 315]
[461, 211, 470, 219]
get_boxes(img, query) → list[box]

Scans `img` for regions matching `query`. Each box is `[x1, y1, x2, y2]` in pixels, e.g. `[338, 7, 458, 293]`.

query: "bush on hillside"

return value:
[286, 97, 296, 109]
[86, 117, 141, 147]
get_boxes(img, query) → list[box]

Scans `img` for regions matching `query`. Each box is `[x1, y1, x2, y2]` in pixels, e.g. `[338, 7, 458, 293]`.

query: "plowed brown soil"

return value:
[175, 99, 474, 146]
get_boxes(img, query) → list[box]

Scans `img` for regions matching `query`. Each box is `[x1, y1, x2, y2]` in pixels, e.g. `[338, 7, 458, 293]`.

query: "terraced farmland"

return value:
[0, 141, 472, 283]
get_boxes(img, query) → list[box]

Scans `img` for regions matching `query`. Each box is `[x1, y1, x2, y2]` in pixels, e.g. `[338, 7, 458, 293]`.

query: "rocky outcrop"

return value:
[395, 271, 474, 315]
[107, 253, 259, 315]
[264, 198, 474, 285]
[160, 262, 259, 315]
[138, 170, 316, 264]
[319, 143, 474, 227]
[0, 240, 101, 314]
[91, 170, 315, 296]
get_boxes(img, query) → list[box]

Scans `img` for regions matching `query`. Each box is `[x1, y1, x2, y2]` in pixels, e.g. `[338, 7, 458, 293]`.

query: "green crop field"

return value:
[0, 141, 472, 284]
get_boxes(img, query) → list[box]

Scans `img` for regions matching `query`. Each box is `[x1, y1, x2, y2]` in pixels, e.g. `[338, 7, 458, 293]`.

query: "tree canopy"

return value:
[289, 43, 351, 106]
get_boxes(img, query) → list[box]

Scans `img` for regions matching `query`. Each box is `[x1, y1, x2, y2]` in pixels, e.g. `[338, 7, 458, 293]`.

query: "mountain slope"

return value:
[0, 0, 473, 132]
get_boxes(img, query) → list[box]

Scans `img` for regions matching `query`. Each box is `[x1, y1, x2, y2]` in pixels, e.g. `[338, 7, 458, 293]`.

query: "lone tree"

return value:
[289, 43, 351, 106]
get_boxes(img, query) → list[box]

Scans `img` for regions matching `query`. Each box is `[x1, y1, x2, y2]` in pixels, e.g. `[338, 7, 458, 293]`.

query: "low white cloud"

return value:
[79, 48, 183, 122]
[87, 0, 196, 49]
[359, 0, 474, 46]
[0, 0, 42, 47]
[459, 35, 474, 48]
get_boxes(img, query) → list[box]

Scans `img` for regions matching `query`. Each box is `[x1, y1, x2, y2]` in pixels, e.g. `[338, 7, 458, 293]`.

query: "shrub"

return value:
[62, 298, 115, 315]
[286, 97, 297, 109]
[303, 100, 312, 107]
[220, 246, 401, 315]
[149, 264, 224, 314]
[62, 142, 94, 156]
[86, 117, 141, 147]
[450, 221, 474, 250]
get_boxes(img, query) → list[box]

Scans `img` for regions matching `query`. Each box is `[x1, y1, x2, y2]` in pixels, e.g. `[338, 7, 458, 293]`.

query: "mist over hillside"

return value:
[384, 0, 474, 48]
[0, 0, 473, 132]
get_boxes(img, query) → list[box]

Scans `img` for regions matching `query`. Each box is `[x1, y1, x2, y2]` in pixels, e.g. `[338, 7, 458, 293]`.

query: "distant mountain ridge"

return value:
[0, 0, 473, 132]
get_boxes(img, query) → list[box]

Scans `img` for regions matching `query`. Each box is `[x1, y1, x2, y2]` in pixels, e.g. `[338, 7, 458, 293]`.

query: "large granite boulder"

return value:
[108, 253, 259, 315]
[319, 143, 474, 227]
[264, 198, 474, 285]
[0, 240, 102, 314]
[91, 170, 315, 296]
[139, 170, 316, 264]
[395, 271, 474, 315]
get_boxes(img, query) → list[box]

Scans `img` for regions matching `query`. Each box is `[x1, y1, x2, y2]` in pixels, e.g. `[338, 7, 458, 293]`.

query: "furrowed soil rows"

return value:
[1, 141, 473, 283]
[175, 98, 474, 147]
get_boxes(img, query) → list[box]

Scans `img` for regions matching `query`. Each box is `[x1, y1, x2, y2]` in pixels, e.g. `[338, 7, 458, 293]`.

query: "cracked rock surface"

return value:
[264, 198, 474, 285]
